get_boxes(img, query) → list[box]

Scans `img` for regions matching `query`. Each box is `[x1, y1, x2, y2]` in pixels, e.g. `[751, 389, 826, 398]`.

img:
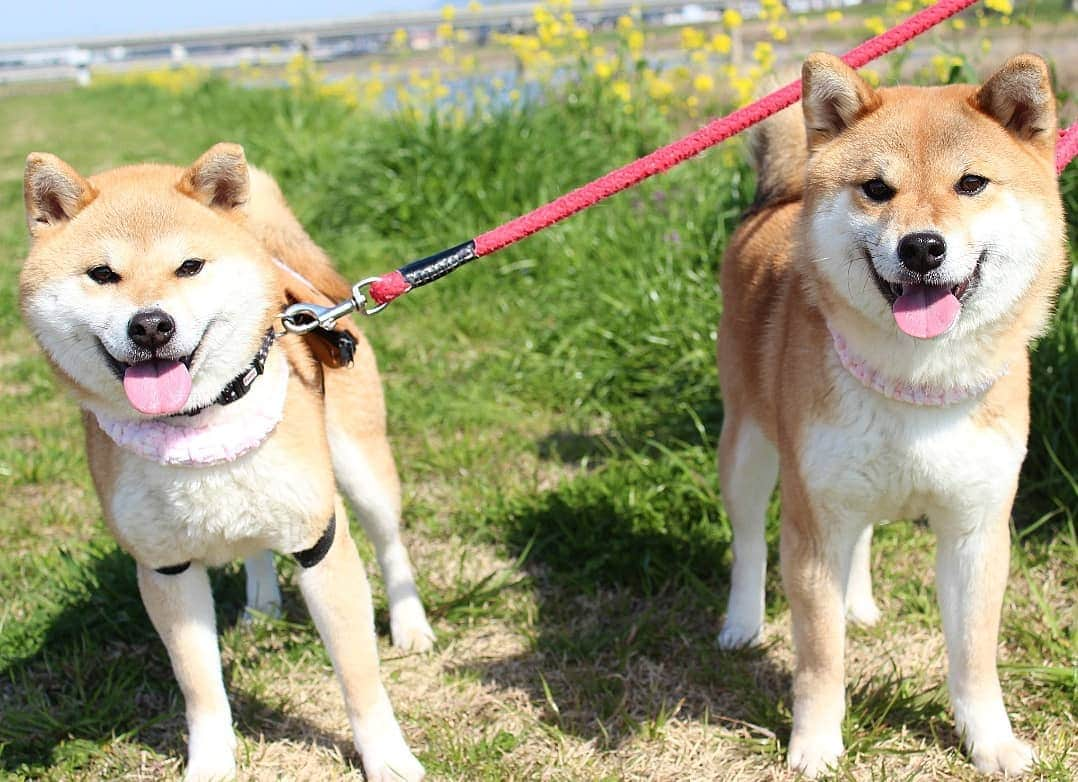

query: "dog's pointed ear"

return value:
[178, 142, 249, 211]
[801, 52, 881, 150]
[973, 54, 1056, 150]
[24, 153, 96, 237]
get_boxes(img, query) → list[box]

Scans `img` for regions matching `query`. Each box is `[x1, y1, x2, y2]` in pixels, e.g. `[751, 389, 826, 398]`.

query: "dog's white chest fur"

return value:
[101, 355, 326, 568]
[108, 439, 323, 568]
[800, 367, 1025, 527]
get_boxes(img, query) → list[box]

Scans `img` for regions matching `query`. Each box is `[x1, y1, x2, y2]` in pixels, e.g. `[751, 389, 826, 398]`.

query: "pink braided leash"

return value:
[363, 0, 1078, 309]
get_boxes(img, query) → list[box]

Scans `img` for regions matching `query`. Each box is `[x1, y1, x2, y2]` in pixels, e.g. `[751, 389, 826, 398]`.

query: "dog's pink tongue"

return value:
[122, 360, 192, 415]
[892, 285, 960, 339]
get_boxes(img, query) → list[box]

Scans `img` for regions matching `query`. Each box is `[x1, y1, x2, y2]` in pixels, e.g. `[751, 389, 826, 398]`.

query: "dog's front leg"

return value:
[933, 503, 1034, 775]
[781, 484, 863, 778]
[296, 499, 424, 782]
[137, 563, 236, 782]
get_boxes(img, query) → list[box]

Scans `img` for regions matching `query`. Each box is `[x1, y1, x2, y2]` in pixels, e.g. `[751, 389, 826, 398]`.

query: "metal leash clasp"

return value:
[279, 278, 388, 334]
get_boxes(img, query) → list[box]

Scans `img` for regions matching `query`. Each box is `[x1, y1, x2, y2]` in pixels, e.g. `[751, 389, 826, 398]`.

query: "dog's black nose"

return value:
[897, 232, 946, 275]
[127, 309, 175, 350]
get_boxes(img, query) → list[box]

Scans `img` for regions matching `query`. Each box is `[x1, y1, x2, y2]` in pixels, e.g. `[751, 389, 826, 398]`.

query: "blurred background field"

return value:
[0, 1, 1075, 779]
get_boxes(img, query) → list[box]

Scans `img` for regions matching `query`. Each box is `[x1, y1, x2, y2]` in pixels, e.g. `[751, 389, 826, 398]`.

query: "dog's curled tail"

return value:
[748, 101, 806, 208]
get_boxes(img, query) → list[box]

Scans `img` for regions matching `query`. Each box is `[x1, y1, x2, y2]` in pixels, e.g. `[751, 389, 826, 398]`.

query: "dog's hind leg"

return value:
[328, 427, 435, 652]
[718, 415, 779, 649]
[844, 525, 881, 626]
[243, 550, 282, 621]
[137, 563, 236, 782]
[297, 496, 425, 782]
[323, 353, 434, 652]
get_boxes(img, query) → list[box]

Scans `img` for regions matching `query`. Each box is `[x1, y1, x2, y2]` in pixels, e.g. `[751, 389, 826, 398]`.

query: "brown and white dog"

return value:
[716, 54, 1065, 776]
[19, 143, 432, 781]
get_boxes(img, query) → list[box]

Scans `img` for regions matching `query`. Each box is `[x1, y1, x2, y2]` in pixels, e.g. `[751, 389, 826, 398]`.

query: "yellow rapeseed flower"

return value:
[441, 4, 455, 21]
[467, 0, 482, 11]
[594, 60, 614, 80]
[392, 28, 409, 48]
[436, 22, 453, 40]
[711, 33, 732, 54]
[627, 30, 645, 56]
[860, 68, 880, 87]
[722, 9, 743, 29]
[617, 15, 634, 32]
[681, 26, 706, 50]
[508, 88, 521, 102]
[611, 80, 632, 102]
[951, 18, 966, 30]
[647, 74, 674, 100]
[981, 38, 992, 52]
[985, 0, 1013, 14]
[894, 0, 913, 13]
[825, 10, 843, 24]
[864, 17, 886, 35]
[770, 24, 788, 42]
[693, 73, 714, 92]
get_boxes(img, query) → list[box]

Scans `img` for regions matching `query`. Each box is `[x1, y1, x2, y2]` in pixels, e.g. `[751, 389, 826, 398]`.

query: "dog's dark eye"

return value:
[956, 174, 988, 196]
[861, 179, 895, 202]
[176, 258, 205, 277]
[87, 265, 120, 285]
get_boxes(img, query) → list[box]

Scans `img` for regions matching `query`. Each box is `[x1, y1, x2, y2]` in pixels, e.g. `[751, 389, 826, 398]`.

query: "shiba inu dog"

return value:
[19, 143, 433, 781]
[716, 54, 1064, 776]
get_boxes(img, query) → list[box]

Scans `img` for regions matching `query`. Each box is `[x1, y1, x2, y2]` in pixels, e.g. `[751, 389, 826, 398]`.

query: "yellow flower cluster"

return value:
[93, 63, 208, 93]
[91, 0, 1026, 127]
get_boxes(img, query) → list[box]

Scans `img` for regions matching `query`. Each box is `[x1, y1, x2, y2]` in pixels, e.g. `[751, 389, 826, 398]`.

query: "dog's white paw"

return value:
[184, 748, 236, 782]
[844, 595, 881, 627]
[185, 722, 236, 782]
[183, 758, 236, 782]
[390, 606, 436, 653]
[717, 620, 762, 650]
[970, 735, 1035, 776]
[788, 729, 843, 779]
[361, 742, 425, 782]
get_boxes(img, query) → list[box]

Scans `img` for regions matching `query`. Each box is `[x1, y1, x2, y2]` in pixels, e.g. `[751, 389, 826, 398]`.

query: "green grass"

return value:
[0, 71, 1075, 781]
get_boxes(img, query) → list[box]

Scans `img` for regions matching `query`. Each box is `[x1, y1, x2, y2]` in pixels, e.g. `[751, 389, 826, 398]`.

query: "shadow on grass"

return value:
[0, 546, 359, 776]
[444, 459, 795, 755]
[446, 435, 964, 763]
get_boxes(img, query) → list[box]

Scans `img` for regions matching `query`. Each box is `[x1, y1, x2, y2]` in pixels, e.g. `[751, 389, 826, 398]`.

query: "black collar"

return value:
[179, 328, 276, 417]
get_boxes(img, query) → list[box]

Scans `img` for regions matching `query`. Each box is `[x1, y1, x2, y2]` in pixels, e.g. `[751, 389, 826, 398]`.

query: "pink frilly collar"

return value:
[92, 354, 288, 466]
[828, 324, 1006, 407]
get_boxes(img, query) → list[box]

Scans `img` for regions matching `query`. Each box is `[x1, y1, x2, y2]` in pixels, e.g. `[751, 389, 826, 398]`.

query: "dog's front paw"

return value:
[970, 735, 1035, 776]
[184, 753, 236, 782]
[185, 722, 236, 782]
[390, 606, 436, 653]
[362, 743, 425, 782]
[717, 620, 762, 650]
[844, 595, 881, 627]
[788, 729, 843, 779]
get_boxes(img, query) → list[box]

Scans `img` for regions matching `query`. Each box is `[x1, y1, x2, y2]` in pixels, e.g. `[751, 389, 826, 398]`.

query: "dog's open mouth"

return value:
[866, 249, 982, 340]
[97, 343, 196, 416]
